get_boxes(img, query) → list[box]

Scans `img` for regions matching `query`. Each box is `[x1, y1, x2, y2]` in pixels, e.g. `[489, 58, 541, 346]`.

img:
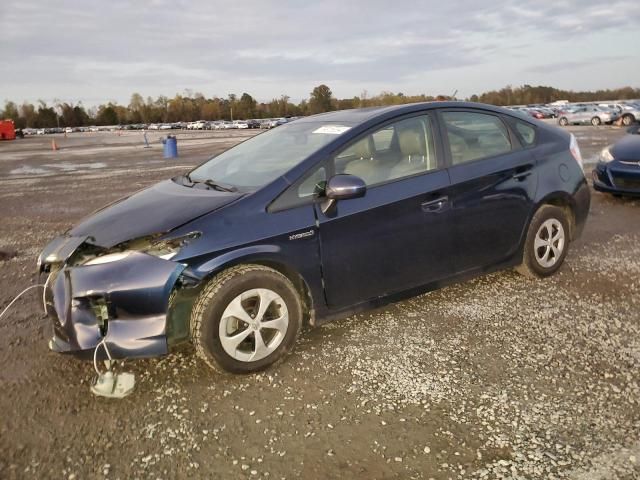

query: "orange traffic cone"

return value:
[51, 139, 58, 151]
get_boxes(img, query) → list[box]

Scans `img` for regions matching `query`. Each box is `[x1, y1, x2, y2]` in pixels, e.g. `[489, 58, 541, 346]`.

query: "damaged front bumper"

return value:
[40, 237, 187, 360]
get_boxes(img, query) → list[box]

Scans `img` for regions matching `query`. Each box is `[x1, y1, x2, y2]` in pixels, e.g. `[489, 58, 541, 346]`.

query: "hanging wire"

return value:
[0, 285, 45, 322]
[93, 338, 113, 376]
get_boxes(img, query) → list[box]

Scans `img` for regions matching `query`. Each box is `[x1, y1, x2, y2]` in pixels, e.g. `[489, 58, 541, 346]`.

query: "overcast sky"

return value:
[1, 0, 639, 107]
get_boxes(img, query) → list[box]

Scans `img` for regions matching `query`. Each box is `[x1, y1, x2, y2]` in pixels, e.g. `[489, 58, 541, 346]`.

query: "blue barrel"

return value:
[163, 135, 178, 158]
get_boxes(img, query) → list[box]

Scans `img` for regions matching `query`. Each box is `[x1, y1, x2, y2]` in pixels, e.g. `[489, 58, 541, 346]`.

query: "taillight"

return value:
[569, 134, 583, 167]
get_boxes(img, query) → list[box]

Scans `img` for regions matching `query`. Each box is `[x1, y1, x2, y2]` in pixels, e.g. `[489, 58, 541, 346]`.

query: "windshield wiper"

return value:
[203, 179, 238, 192]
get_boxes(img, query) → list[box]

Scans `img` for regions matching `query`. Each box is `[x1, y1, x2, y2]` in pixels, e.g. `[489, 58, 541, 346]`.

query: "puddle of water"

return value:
[42, 162, 107, 171]
[9, 166, 49, 175]
[9, 162, 107, 176]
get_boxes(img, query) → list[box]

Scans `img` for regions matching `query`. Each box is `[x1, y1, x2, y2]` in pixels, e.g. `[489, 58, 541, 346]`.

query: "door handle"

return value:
[512, 166, 533, 181]
[421, 196, 449, 213]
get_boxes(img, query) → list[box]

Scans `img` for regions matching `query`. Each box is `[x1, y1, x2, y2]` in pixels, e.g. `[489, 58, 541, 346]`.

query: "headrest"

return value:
[398, 126, 425, 158]
[350, 138, 373, 159]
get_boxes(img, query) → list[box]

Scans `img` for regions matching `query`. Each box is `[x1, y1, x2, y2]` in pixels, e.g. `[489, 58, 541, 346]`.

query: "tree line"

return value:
[2, 84, 639, 129]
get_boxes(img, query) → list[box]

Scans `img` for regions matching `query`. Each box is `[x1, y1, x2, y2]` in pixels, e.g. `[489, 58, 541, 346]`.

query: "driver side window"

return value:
[333, 115, 437, 186]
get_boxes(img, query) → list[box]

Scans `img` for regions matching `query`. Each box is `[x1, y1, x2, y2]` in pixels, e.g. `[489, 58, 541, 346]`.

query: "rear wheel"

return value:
[191, 265, 303, 373]
[591, 117, 602, 126]
[559, 117, 569, 126]
[622, 114, 634, 126]
[516, 205, 570, 278]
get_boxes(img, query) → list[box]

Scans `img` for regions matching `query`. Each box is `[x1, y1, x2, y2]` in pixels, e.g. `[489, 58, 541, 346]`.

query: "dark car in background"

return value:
[593, 126, 640, 196]
[38, 102, 590, 374]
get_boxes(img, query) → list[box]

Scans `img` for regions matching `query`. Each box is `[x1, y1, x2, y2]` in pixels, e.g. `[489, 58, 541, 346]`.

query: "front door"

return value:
[315, 113, 454, 309]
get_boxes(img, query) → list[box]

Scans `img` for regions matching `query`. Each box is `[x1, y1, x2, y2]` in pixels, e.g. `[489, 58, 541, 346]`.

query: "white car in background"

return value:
[233, 120, 249, 129]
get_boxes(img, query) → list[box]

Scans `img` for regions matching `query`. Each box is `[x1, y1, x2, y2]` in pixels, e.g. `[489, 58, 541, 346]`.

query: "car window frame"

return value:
[268, 110, 445, 213]
[436, 108, 517, 168]
[502, 114, 538, 150]
[325, 111, 444, 189]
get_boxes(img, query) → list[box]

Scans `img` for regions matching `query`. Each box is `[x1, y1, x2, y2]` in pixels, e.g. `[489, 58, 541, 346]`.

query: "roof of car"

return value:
[295, 101, 512, 124]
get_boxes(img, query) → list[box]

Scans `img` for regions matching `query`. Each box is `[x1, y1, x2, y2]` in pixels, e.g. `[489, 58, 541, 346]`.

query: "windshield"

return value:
[189, 121, 351, 189]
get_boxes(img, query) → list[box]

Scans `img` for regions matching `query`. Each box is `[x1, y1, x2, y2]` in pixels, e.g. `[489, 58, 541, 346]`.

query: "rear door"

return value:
[315, 113, 454, 309]
[438, 109, 538, 273]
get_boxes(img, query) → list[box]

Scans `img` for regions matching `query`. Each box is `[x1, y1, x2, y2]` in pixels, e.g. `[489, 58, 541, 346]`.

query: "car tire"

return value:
[191, 264, 303, 374]
[622, 114, 634, 127]
[559, 117, 569, 126]
[516, 205, 571, 279]
[591, 117, 602, 126]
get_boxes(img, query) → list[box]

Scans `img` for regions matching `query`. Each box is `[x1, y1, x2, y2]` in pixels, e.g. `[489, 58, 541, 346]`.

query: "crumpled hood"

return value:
[68, 179, 243, 247]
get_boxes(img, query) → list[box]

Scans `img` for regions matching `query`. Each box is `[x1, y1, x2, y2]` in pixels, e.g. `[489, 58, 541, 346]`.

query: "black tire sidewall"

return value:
[524, 206, 570, 277]
[198, 269, 302, 374]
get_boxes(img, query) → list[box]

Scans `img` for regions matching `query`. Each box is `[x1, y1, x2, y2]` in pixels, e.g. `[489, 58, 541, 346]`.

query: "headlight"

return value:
[599, 147, 614, 163]
[83, 232, 200, 265]
[84, 251, 133, 265]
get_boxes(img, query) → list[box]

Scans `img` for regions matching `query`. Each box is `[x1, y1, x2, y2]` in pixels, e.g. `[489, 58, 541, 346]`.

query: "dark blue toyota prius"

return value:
[592, 126, 640, 197]
[39, 102, 590, 373]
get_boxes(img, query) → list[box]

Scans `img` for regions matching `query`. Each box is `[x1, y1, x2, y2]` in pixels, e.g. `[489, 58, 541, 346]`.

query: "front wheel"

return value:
[559, 117, 569, 126]
[191, 265, 303, 373]
[516, 205, 571, 278]
[591, 117, 602, 126]
[622, 114, 634, 126]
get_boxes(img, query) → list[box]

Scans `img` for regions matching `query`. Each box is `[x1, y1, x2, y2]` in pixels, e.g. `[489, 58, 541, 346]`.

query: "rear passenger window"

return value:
[442, 111, 512, 165]
[514, 120, 536, 146]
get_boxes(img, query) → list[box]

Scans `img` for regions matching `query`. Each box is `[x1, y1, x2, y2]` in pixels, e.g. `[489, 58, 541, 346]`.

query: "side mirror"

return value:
[321, 174, 366, 215]
[325, 174, 367, 200]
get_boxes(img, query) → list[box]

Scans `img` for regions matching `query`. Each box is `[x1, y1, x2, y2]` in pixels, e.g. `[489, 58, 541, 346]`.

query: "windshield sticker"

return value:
[312, 125, 351, 135]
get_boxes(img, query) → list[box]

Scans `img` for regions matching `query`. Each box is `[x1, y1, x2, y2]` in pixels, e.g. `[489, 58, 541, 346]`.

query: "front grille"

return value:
[613, 177, 640, 191]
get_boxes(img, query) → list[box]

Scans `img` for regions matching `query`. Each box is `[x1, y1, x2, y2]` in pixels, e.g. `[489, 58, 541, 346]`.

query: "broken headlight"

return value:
[84, 232, 201, 266]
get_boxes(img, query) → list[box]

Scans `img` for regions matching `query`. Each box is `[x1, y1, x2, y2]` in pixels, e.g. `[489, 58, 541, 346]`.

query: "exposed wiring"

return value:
[93, 338, 113, 376]
[0, 285, 45, 322]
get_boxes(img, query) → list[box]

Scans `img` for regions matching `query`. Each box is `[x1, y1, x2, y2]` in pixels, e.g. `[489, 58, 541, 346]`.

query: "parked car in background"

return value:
[233, 120, 249, 129]
[246, 119, 261, 129]
[593, 125, 640, 196]
[64, 127, 73, 134]
[526, 108, 546, 120]
[618, 103, 640, 126]
[39, 101, 589, 374]
[558, 106, 619, 126]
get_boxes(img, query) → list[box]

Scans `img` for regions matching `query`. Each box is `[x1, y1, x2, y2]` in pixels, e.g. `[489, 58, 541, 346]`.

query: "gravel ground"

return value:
[0, 126, 638, 479]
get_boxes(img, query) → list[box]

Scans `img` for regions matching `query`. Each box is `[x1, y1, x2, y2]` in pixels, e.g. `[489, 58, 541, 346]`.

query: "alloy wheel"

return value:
[534, 219, 565, 268]
[219, 288, 289, 362]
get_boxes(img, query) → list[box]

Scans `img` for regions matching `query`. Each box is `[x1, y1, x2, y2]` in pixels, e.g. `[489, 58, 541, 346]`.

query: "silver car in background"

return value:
[558, 105, 620, 126]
